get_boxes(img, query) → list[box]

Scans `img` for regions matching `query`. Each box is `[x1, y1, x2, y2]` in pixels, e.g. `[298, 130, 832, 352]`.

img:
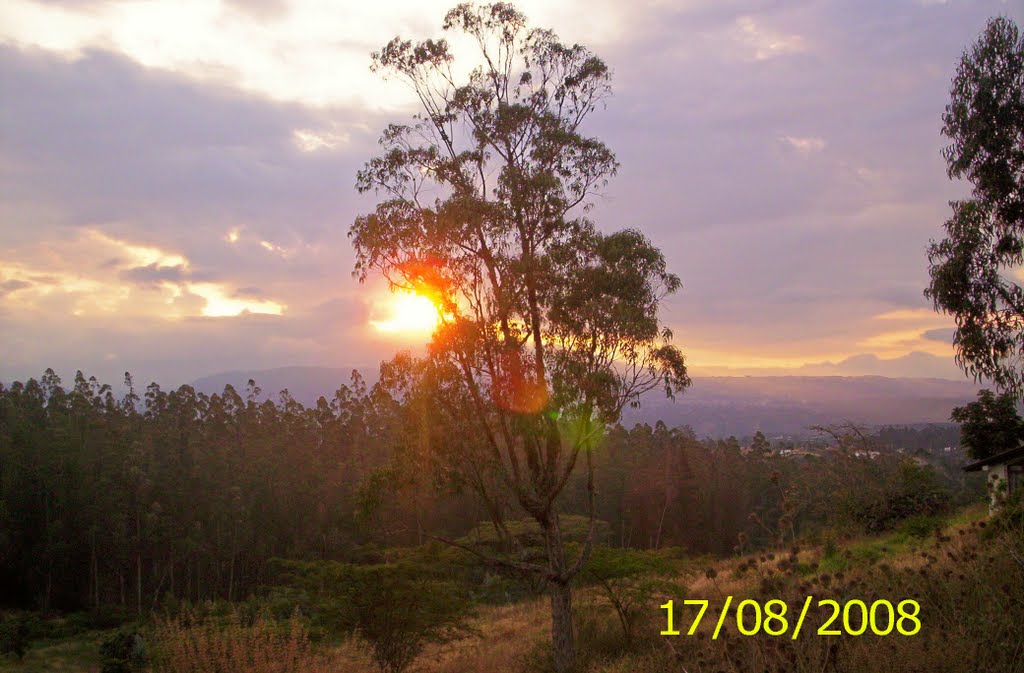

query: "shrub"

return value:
[899, 514, 944, 539]
[149, 608, 323, 673]
[99, 631, 147, 673]
[0, 613, 31, 661]
[272, 560, 473, 673]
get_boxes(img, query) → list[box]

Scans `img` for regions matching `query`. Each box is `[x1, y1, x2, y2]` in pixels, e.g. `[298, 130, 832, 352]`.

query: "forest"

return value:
[0, 369, 979, 614]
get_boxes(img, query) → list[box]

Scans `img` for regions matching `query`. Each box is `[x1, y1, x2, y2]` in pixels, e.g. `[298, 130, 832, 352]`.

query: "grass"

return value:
[0, 629, 110, 673]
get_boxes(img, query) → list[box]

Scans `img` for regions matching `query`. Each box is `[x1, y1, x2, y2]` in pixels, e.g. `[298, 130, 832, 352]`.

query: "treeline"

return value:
[875, 424, 961, 451]
[0, 369, 427, 612]
[0, 370, 982, 612]
[582, 424, 977, 554]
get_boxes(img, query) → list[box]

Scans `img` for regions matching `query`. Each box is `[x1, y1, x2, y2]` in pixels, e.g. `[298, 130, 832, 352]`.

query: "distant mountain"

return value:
[190, 367, 981, 437]
[622, 375, 980, 437]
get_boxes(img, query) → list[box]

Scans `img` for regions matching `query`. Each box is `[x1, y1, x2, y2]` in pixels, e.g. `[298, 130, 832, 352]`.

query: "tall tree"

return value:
[926, 16, 1024, 395]
[349, 4, 690, 670]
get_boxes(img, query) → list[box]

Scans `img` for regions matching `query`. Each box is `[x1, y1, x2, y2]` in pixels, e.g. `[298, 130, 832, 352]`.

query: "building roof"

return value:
[962, 445, 1024, 472]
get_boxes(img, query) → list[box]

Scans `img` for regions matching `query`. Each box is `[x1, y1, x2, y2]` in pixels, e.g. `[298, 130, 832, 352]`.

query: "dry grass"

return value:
[316, 598, 550, 673]
[618, 514, 1024, 673]
[321, 512, 1023, 673]
[149, 610, 334, 673]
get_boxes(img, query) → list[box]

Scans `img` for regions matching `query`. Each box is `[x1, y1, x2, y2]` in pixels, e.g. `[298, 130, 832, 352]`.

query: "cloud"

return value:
[734, 15, 806, 61]
[0, 0, 643, 108]
[0, 40, 447, 383]
[292, 127, 351, 152]
[780, 135, 826, 154]
[0, 279, 31, 296]
[0, 45, 379, 269]
[2, 0, 1022, 386]
[120, 263, 190, 286]
[0, 227, 290, 319]
[922, 327, 956, 344]
[221, 0, 290, 19]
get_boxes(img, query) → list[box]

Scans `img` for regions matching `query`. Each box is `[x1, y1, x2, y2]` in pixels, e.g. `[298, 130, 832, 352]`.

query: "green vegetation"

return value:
[926, 15, 1024, 396]
[271, 560, 472, 673]
[4, 503, 1020, 673]
[0, 624, 107, 673]
[951, 389, 1024, 459]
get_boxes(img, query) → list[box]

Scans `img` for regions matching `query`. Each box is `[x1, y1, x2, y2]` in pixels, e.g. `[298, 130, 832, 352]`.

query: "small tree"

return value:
[350, 4, 690, 670]
[951, 389, 1024, 460]
[926, 16, 1024, 395]
[274, 560, 471, 673]
[750, 430, 771, 456]
[582, 546, 683, 645]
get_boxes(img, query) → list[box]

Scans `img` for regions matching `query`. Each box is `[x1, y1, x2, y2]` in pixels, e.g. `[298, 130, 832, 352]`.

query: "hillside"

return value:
[8, 504, 1020, 673]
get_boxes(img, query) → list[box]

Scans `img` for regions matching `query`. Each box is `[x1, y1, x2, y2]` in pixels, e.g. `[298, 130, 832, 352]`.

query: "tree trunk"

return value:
[542, 514, 576, 673]
[136, 509, 143, 615]
[136, 552, 142, 616]
[654, 493, 669, 550]
[227, 553, 235, 603]
[550, 581, 575, 673]
[91, 532, 99, 608]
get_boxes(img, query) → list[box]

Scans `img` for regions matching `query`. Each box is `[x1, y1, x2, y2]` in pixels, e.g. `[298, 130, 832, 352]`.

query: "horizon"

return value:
[4, 363, 981, 440]
[0, 361, 987, 391]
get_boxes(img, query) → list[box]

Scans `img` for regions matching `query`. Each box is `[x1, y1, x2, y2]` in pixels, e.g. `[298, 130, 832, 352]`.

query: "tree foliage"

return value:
[951, 388, 1024, 460]
[581, 545, 683, 645]
[926, 16, 1024, 395]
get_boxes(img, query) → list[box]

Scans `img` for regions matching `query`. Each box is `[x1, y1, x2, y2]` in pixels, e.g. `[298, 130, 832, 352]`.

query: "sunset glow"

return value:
[370, 291, 441, 335]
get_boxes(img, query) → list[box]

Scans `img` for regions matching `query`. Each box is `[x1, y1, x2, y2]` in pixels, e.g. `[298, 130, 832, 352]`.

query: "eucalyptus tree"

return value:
[349, 4, 690, 669]
[926, 16, 1024, 395]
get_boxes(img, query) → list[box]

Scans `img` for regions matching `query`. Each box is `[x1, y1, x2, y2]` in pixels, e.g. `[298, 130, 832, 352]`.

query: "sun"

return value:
[370, 290, 441, 335]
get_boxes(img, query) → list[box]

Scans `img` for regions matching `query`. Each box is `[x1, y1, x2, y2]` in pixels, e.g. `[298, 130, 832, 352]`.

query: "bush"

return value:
[99, 631, 147, 673]
[272, 560, 473, 673]
[899, 514, 944, 539]
[0, 613, 32, 661]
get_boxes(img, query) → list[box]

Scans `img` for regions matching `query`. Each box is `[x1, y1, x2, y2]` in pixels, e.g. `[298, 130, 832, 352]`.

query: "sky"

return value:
[1, 0, 1021, 387]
